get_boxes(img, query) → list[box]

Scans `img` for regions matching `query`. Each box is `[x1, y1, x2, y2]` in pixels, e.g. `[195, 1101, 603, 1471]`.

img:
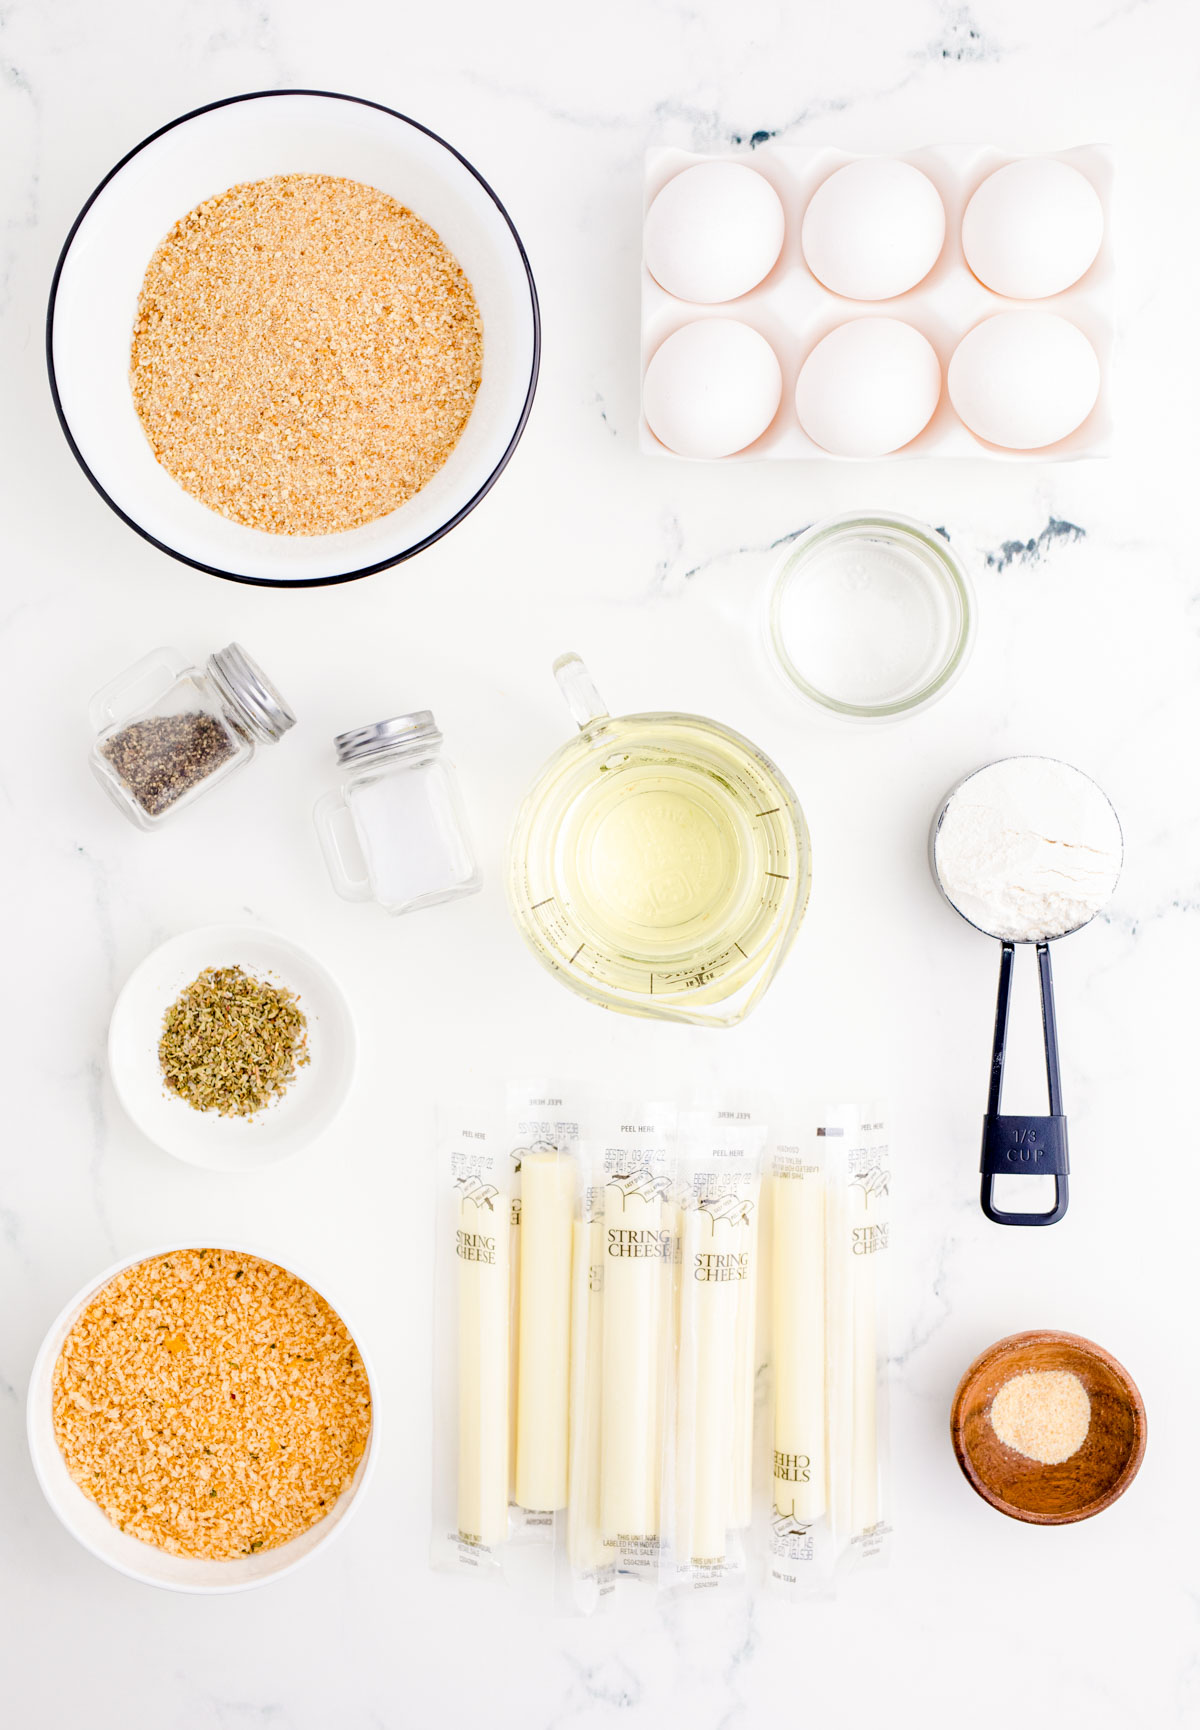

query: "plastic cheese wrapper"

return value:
[663, 1106, 765, 1594]
[431, 1111, 512, 1572]
[767, 1104, 891, 1597]
[506, 1084, 581, 1544]
[432, 1088, 889, 1606]
[432, 1085, 583, 1578]
[587, 1101, 677, 1589]
[566, 1205, 612, 1596]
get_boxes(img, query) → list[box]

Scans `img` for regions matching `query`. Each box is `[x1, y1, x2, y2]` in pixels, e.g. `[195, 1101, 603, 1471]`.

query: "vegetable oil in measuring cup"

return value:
[562, 745, 774, 965]
[509, 661, 812, 1027]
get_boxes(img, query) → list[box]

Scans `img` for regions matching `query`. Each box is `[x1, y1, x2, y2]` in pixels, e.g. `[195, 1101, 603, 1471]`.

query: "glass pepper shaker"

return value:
[313, 712, 482, 915]
[89, 643, 296, 830]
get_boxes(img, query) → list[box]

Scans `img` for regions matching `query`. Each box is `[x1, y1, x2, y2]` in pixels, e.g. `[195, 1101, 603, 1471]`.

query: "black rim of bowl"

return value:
[45, 88, 542, 589]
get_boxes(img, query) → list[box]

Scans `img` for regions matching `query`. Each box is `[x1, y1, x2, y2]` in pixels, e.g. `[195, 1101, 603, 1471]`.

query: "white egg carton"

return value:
[639, 144, 1114, 461]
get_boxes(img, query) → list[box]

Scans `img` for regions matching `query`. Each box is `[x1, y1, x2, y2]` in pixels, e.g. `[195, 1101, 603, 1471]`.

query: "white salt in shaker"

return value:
[314, 712, 481, 915]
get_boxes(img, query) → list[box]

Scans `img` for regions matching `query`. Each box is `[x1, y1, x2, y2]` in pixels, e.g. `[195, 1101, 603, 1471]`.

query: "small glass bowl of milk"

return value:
[765, 513, 975, 721]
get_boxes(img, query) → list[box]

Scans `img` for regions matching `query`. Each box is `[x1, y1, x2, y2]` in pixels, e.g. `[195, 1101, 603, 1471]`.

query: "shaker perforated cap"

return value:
[334, 712, 443, 765]
[208, 643, 296, 743]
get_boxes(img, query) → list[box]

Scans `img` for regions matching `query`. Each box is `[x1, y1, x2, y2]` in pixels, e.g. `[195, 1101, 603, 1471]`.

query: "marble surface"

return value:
[2, 0, 1199, 1724]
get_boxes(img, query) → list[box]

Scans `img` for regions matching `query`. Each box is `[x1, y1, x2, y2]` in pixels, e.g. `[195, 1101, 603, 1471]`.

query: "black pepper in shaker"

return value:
[88, 644, 295, 831]
[101, 713, 237, 816]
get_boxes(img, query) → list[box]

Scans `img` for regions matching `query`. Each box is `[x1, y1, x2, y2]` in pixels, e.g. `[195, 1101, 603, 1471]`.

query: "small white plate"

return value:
[27, 1241, 377, 1592]
[108, 925, 356, 1169]
[48, 89, 540, 586]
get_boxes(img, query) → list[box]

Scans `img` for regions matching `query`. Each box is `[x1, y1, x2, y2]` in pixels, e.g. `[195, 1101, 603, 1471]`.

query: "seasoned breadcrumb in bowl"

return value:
[27, 1244, 377, 1591]
[47, 90, 540, 586]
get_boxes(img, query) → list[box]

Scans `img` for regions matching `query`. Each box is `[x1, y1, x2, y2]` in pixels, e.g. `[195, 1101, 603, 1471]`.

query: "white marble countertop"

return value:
[3, 0, 1199, 1723]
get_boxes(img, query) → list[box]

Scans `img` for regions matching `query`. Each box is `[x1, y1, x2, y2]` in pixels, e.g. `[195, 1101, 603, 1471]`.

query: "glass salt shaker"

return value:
[89, 643, 296, 830]
[313, 712, 482, 915]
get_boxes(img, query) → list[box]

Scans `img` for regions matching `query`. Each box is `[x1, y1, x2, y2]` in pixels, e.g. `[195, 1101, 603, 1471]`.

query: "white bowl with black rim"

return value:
[107, 924, 356, 1169]
[27, 1242, 377, 1592]
[47, 89, 540, 587]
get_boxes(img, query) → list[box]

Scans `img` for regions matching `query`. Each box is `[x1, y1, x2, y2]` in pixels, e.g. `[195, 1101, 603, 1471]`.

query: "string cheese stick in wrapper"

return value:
[457, 1177, 510, 1547]
[600, 1167, 672, 1551]
[825, 1108, 890, 1558]
[508, 1187, 520, 1504]
[670, 1110, 764, 1589]
[515, 1150, 575, 1512]
[676, 1198, 747, 1566]
[765, 1108, 891, 1598]
[771, 1152, 826, 1525]
[505, 1085, 582, 1534]
[848, 1118, 889, 1540]
[849, 1191, 878, 1535]
[827, 1131, 856, 1543]
[583, 1104, 675, 1586]
[567, 1211, 613, 1578]
[728, 1199, 759, 1532]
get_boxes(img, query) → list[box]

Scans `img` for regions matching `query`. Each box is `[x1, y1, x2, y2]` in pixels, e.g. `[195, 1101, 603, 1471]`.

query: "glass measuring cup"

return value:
[930, 757, 1123, 1227]
[508, 656, 812, 1027]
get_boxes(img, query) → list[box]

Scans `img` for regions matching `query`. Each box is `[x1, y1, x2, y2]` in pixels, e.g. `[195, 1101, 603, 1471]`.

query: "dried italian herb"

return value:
[158, 965, 310, 1117]
[101, 713, 235, 816]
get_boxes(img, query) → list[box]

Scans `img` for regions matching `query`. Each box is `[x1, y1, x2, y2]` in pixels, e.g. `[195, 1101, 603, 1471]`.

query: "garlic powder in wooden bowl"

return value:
[129, 173, 483, 536]
[52, 1249, 371, 1558]
[990, 1368, 1091, 1465]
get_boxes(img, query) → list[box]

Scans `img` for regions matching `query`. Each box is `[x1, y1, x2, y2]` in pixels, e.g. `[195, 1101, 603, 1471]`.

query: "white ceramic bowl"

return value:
[27, 1241, 376, 1592]
[108, 924, 356, 1169]
[48, 89, 540, 586]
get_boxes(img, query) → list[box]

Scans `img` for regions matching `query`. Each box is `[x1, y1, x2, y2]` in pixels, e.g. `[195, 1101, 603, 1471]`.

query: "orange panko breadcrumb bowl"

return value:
[28, 1245, 376, 1590]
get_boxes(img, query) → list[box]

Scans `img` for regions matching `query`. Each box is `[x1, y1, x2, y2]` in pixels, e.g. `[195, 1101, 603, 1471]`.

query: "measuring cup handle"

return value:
[980, 941, 1070, 1226]
[88, 647, 191, 734]
[981, 1169, 1069, 1227]
[313, 791, 373, 902]
[553, 654, 609, 731]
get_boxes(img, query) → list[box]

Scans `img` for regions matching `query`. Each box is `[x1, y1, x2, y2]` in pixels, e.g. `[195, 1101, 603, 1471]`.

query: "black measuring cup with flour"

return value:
[930, 756, 1123, 1227]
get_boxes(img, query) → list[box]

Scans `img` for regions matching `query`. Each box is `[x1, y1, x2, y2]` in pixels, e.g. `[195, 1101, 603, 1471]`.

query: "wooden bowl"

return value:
[950, 1330, 1146, 1524]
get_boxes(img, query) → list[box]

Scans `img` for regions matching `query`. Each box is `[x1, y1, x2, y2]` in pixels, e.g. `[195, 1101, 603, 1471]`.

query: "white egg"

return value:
[962, 158, 1103, 299]
[801, 159, 946, 301]
[644, 162, 785, 304]
[948, 312, 1100, 449]
[643, 319, 782, 458]
[795, 319, 941, 457]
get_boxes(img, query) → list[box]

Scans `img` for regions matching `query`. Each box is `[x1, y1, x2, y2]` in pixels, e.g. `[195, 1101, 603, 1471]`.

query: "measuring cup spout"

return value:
[553, 654, 610, 732]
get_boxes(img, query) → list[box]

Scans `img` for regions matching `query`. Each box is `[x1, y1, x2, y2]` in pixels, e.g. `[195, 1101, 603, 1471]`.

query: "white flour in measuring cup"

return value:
[932, 756, 1123, 943]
